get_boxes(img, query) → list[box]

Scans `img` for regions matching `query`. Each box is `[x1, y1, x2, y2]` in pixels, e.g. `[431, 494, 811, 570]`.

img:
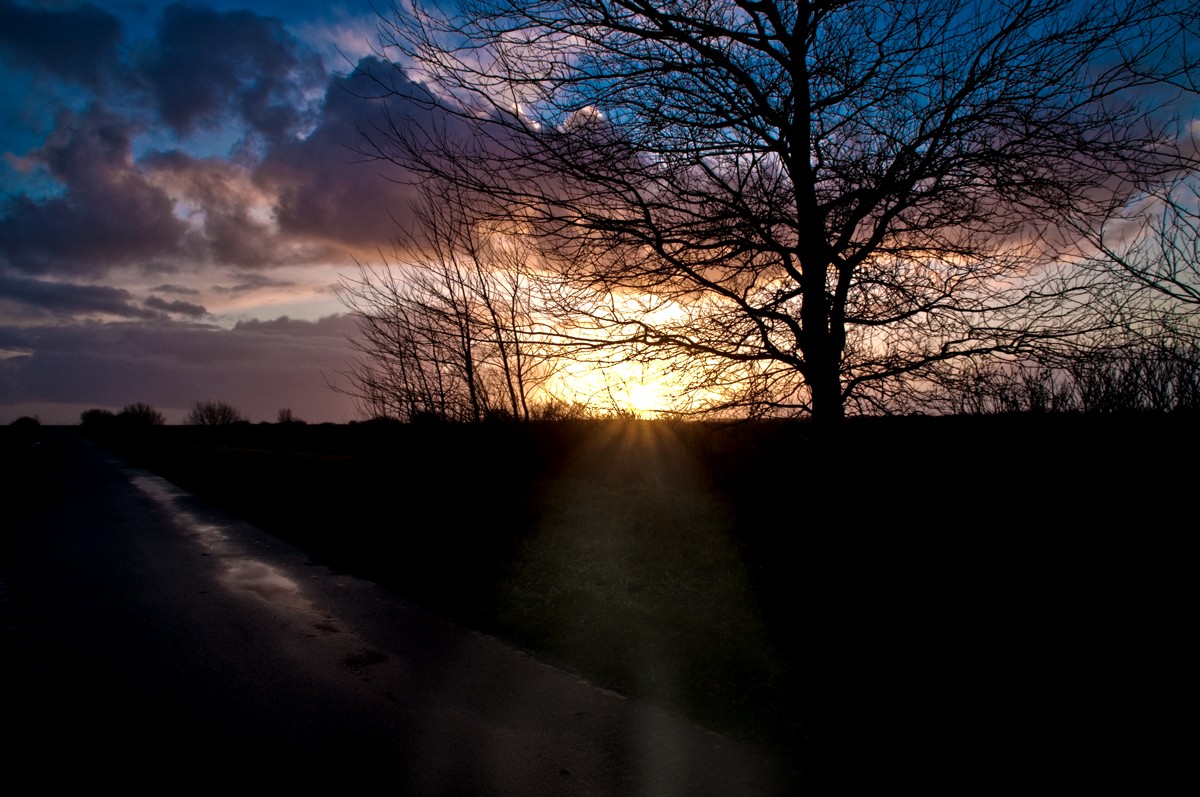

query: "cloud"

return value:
[0, 104, 187, 276]
[0, 102, 346, 280]
[138, 3, 326, 143]
[233, 314, 352, 336]
[0, 274, 161, 320]
[151, 283, 201, 296]
[254, 56, 446, 251]
[145, 295, 207, 317]
[0, 1, 122, 89]
[211, 271, 297, 294]
[255, 54, 570, 260]
[141, 149, 288, 268]
[0, 314, 360, 423]
[0, 31, 448, 283]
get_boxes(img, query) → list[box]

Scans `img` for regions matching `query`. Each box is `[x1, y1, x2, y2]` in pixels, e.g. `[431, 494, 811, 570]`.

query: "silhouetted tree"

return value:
[338, 179, 554, 422]
[185, 400, 246, 426]
[1067, 148, 1200, 384]
[363, 0, 1194, 425]
[276, 408, 305, 424]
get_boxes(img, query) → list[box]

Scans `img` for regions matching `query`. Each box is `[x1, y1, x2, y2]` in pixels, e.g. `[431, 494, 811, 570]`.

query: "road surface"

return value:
[1, 430, 802, 794]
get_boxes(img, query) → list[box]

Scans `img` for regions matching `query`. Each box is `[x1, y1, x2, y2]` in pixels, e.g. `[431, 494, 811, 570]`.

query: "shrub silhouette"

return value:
[80, 408, 117, 429]
[185, 400, 245, 426]
[117, 403, 165, 427]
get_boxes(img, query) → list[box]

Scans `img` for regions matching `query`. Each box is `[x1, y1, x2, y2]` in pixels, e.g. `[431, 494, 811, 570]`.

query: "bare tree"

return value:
[1074, 162, 1200, 343]
[337, 179, 554, 421]
[921, 341, 1200, 415]
[185, 400, 246, 426]
[276, 408, 305, 424]
[1037, 10, 1200, 397]
[338, 261, 474, 421]
[360, 0, 1194, 425]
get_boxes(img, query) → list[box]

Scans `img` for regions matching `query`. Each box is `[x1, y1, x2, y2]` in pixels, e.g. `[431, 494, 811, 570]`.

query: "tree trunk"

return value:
[807, 341, 845, 428]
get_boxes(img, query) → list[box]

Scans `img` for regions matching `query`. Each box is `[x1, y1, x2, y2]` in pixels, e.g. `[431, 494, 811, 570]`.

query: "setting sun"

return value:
[626, 382, 667, 416]
[545, 358, 677, 417]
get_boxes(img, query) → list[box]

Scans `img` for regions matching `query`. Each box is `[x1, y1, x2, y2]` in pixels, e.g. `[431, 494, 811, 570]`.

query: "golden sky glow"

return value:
[546, 357, 677, 417]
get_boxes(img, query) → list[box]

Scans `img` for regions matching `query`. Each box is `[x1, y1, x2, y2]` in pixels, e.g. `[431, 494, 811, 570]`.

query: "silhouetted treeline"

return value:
[79, 403, 165, 430]
[928, 344, 1200, 415]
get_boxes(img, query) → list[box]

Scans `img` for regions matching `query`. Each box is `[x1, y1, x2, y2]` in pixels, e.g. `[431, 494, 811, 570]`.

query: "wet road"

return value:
[0, 431, 802, 794]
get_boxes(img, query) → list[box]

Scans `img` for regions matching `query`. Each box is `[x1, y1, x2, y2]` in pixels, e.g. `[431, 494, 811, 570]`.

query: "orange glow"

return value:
[546, 358, 677, 417]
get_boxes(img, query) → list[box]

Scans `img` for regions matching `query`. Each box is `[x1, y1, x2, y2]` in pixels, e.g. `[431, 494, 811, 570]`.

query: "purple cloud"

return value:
[142, 149, 288, 268]
[151, 283, 201, 296]
[0, 275, 160, 320]
[139, 3, 326, 142]
[0, 105, 187, 276]
[233, 315, 351, 336]
[0, 44, 447, 282]
[254, 57, 447, 251]
[145, 295, 208, 317]
[0, 314, 360, 423]
[210, 271, 296, 294]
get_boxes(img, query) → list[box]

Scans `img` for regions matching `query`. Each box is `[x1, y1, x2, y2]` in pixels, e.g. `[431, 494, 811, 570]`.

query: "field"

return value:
[69, 413, 1195, 788]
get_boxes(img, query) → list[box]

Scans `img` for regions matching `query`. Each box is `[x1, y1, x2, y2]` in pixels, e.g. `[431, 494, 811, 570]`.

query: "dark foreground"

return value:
[3, 414, 1193, 792]
[1, 431, 801, 793]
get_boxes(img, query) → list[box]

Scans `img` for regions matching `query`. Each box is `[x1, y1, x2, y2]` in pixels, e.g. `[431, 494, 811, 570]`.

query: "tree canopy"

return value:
[356, 0, 1198, 423]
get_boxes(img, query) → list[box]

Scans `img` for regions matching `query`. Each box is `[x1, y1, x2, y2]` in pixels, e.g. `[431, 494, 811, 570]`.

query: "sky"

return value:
[3, 2, 1196, 425]
[0, 0, 436, 424]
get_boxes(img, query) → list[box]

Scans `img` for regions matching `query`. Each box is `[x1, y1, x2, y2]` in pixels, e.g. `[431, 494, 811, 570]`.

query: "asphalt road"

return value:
[1, 431, 802, 794]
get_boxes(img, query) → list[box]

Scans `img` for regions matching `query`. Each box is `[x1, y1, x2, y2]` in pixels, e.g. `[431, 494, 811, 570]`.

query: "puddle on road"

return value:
[125, 470, 394, 683]
[129, 473, 310, 614]
[225, 560, 300, 603]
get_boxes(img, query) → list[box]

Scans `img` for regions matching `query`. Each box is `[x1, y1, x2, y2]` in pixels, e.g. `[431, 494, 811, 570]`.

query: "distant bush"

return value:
[355, 415, 403, 427]
[185, 400, 246, 426]
[528, 398, 593, 421]
[117, 402, 166, 427]
[6, 415, 41, 447]
[80, 408, 117, 429]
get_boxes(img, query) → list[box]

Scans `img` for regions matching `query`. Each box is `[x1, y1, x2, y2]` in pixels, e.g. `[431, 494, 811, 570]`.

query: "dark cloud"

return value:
[0, 1, 122, 89]
[0, 104, 187, 276]
[0, 274, 160, 320]
[211, 271, 296, 293]
[0, 43, 432, 282]
[0, 315, 359, 423]
[233, 314, 353, 336]
[254, 57, 437, 250]
[254, 55, 543, 256]
[145, 295, 207, 317]
[151, 283, 201, 295]
[139, 3, 326, 142]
